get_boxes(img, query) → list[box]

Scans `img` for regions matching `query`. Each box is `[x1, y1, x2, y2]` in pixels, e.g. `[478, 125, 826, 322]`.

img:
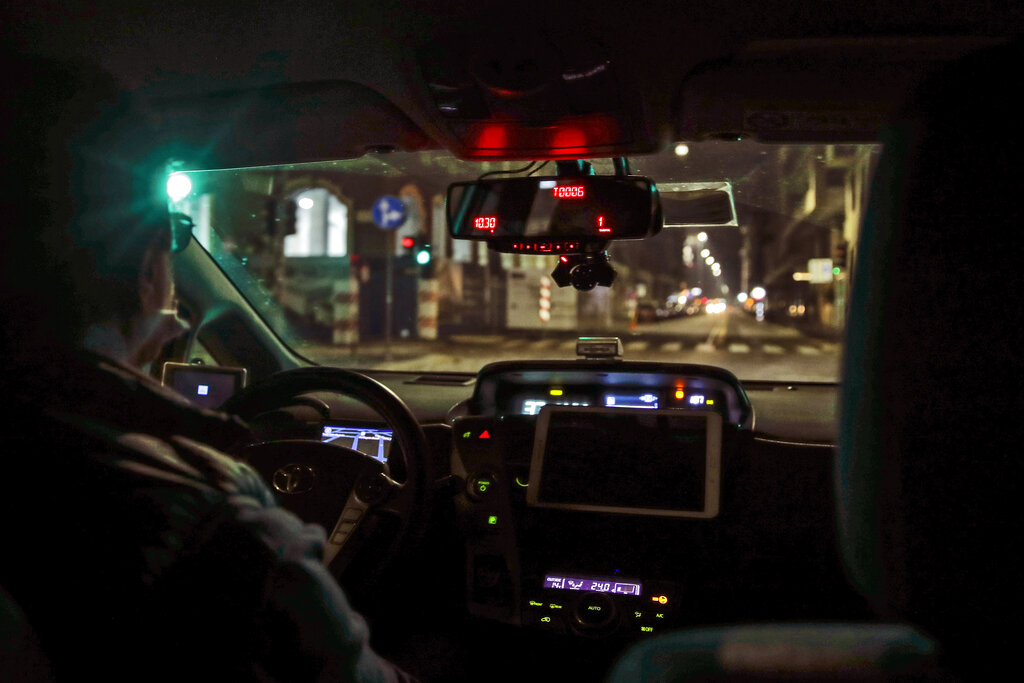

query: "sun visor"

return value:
[144, 81, 434, 170]
[674, 38, 1004, 143]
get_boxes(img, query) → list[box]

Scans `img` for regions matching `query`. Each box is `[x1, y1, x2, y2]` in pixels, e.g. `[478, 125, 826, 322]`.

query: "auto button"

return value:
[574, 592, 615, 630]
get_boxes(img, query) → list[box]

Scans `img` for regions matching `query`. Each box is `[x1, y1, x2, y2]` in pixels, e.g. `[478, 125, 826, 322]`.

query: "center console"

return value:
[450, 361, 752, 641]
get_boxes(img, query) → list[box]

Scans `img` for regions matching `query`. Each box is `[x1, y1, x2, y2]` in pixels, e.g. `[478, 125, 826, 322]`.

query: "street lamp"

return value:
[697, 232, 708, 242]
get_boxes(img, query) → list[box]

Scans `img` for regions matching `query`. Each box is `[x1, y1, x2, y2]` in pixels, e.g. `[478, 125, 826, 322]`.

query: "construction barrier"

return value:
[418, 278, 439, 340]
[539, 275, 551, 323]
[332, 274, 360, 345]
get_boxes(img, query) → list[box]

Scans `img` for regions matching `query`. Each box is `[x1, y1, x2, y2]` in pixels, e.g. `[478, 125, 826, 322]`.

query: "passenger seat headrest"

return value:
[837, 40, 1024, 670]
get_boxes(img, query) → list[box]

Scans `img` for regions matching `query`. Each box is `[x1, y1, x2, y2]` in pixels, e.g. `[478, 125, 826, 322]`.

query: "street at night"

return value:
[296, 308, 839, 382]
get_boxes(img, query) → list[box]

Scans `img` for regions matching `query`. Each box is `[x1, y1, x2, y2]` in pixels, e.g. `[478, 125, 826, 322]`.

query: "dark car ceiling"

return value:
[5, 1, 1022, 165]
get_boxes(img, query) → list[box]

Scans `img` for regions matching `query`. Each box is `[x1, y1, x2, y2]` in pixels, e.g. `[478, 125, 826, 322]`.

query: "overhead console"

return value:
[417, 32, 654, 159]
[450, 361, 753, 640]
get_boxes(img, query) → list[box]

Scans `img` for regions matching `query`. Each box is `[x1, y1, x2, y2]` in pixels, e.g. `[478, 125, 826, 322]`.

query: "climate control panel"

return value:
[523, 575, 678, 638]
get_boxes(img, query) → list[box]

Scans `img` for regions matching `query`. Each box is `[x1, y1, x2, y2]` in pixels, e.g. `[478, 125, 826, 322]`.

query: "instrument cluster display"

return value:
[513, 387, 723, 416]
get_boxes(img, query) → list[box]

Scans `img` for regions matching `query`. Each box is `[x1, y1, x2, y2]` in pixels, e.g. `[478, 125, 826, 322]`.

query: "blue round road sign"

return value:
[372, 195, 407, 230]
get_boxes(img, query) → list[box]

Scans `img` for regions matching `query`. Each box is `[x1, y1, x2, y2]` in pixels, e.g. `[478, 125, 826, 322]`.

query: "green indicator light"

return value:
[462, 431, 472, 439]
[641, 626, 654, 633]
[540, 616, 552, 623]
[587, 605, 602, 611]
[833, 266, 841, 275]
[487, 515, 498, 525]
[549, 603, 563, 610]
[515, 476, 529, 488]
[477, 480, 491, 493]
[529, 600, 544, 607]
[634, 611, 642, 618]
[166, 173, 192, 202]
[655, 613, 665, 619]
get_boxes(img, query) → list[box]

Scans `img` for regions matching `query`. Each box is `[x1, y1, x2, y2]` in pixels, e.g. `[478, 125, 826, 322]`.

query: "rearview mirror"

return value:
[447, 176, 662, 250]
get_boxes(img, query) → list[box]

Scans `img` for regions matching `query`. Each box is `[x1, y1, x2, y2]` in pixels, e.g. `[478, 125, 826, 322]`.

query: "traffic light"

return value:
[282, 199, 297, 236]
[262, 198, 277, 236]
[401, 236, 416, 250]
[259, 197, 298, 237]
[833, 241, 848, 267]
[415, 241, 432, 266]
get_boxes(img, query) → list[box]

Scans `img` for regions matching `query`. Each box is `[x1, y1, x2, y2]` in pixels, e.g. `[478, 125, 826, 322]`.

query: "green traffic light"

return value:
[416, 249, 431, 265]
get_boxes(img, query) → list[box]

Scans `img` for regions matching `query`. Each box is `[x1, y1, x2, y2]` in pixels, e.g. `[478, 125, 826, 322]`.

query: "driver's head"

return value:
[2, 50, 188, 369]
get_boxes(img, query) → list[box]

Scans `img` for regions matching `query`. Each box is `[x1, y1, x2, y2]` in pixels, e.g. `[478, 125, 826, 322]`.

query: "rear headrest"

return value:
[838, 41, 1024, 668]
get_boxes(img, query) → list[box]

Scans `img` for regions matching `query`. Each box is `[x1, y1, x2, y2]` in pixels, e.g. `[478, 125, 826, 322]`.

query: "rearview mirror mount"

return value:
[446, 174, 661, 290]
[446, 171, 737, 291]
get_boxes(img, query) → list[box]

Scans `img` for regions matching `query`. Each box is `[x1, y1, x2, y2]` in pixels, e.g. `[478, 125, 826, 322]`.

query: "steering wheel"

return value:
[221, 367, 434, 580]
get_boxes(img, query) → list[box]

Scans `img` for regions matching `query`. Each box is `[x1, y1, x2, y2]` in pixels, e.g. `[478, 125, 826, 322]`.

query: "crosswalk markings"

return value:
[480, 337, 837, 357]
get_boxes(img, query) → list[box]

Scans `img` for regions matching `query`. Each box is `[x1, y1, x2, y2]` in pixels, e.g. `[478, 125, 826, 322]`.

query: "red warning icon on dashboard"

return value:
[479, 430, 491, 439]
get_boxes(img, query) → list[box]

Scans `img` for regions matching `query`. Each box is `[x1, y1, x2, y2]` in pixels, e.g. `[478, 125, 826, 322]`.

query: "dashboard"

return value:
[236, 359, 861, 646]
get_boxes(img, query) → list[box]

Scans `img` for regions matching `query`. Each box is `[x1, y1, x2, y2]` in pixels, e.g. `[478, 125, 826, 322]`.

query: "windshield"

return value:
[169, 141, 879, 381]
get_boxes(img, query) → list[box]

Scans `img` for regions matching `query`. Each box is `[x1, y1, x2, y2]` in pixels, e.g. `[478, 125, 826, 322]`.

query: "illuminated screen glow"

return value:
[164, 365, 245, 409]
[544, 574, 642, 595]
[552, 185, 586, 198]
[521, 398, 591, 415]
[321, 425, 394, 464]
[604, 393, 659, 409]
[474, 216, 497, 231]
[447, 176, 657, 244]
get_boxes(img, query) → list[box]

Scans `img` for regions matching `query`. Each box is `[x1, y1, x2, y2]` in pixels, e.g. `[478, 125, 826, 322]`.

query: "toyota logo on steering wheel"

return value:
[272, 463, 317, 494]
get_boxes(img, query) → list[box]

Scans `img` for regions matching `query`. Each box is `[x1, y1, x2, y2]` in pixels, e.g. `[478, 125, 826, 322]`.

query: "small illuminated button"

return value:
[574, 593, 615, 629]
[475, 512, 501, 533]
[467, 473, 497, 500]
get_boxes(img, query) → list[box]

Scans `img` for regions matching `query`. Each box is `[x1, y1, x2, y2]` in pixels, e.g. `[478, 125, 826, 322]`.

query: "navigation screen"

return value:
[161, 362, 247, 409]
[528, 407, 721, 518]
[321, 425, 393, 464]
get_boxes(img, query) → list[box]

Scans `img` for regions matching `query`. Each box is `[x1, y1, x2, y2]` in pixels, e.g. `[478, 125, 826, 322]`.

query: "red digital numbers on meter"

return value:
[474, 216, 497, 232]
[552, 185, 586, 199]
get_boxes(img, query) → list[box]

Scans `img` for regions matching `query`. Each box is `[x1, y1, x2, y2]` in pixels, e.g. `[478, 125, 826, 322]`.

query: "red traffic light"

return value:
[401, 236, 415, 249]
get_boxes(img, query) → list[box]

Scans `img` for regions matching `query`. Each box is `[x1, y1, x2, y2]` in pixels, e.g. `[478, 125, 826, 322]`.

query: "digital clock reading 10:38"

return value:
[552, 185, 586, 199]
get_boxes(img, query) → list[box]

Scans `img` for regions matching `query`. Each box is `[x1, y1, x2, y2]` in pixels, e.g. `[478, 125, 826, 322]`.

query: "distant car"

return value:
[635, 299, 660, 323]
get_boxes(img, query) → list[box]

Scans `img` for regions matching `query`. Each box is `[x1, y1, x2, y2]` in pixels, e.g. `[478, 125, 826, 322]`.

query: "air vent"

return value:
[406, 374, 475, 387]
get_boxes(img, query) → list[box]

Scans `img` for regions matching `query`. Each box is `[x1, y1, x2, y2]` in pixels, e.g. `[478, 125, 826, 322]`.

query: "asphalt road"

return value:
[297, 310, 841, 383]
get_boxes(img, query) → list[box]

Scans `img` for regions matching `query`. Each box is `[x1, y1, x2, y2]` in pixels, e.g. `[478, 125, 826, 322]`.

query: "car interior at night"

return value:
[3, 2, 1022, 681]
